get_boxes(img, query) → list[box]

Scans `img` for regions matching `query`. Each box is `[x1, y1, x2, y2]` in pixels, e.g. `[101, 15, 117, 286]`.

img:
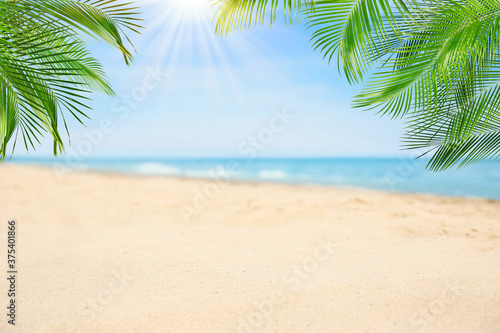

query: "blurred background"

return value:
[9, 0, 500, 200]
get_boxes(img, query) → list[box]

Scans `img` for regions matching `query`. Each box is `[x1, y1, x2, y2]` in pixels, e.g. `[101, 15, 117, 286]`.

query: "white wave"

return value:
[135, 163, 181, 176]
[257, 170, 289, 180]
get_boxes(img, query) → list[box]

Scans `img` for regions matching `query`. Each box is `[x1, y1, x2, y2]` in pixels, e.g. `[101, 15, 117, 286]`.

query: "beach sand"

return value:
[0, 164, 499, 333]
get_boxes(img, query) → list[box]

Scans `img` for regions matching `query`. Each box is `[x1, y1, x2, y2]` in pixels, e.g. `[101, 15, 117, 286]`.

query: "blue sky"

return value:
[23, 0, 406, 158]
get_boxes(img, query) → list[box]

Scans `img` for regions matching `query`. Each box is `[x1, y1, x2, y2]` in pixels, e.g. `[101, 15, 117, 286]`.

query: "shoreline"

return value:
[5, 163, 500, 204]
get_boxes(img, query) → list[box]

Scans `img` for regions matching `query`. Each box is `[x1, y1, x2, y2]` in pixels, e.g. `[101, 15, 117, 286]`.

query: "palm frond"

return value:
[352, 0, 500, 169]
[0, 0, 142, 161]
[213, 0, 316, 36]
[305, 0, 411, 84]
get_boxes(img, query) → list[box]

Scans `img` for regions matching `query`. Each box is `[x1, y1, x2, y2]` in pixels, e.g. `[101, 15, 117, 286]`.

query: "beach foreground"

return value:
[0, 165, 499, 333]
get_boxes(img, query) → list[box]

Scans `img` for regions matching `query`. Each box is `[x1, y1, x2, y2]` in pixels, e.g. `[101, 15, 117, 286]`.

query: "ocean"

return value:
[8, 157, 500, 200]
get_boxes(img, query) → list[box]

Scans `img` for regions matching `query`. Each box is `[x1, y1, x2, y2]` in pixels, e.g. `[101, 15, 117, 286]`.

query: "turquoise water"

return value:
[9, 157, 500, 200]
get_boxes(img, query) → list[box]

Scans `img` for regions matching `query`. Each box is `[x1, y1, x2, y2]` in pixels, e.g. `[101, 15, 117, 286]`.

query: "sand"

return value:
[0, 164, 499, 333]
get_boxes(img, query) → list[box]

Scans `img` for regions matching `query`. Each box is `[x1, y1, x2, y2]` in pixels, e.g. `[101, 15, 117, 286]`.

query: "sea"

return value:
[8, 157, 500, 200]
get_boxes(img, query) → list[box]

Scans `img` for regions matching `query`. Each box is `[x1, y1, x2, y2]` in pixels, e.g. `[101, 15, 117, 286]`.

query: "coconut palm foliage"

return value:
[0, 0, 141, 161]
[214, 0, 500, 171]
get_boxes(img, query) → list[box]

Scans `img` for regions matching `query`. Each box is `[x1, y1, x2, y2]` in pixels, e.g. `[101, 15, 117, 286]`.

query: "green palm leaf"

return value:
[0, 0, 142, 161]
[213, 0, 316, 35]
[305, 0, 408, 84]
[215, 0, 500, 170]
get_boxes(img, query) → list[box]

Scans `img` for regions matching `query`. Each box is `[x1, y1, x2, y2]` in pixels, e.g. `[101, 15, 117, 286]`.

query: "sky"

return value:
[21, 0, 406, 159]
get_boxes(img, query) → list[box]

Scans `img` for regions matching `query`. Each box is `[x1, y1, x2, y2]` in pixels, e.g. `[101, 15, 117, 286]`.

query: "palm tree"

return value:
[0, 0, 141, 161]
[214, 0, 500, 171]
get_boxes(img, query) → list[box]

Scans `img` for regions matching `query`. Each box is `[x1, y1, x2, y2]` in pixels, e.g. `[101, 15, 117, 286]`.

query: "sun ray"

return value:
[135, 0, 295, 120]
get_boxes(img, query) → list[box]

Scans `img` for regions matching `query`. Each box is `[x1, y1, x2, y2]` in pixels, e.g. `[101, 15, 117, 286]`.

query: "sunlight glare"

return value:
[173, 0, 207, 12]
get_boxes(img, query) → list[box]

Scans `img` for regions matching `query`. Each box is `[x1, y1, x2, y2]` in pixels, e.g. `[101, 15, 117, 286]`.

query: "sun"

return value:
[141, 0, 219, 63]
[141, 0, 209, 17]
[173, 0, 207, 12]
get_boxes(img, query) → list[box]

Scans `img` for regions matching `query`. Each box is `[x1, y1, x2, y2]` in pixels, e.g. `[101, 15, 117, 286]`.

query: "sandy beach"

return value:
[0, 164, 499, 332]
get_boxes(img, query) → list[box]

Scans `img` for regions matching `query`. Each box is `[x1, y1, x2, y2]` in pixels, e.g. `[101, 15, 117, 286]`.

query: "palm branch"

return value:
[214, 0, 500, 171]
[0, 0, 142, 161]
